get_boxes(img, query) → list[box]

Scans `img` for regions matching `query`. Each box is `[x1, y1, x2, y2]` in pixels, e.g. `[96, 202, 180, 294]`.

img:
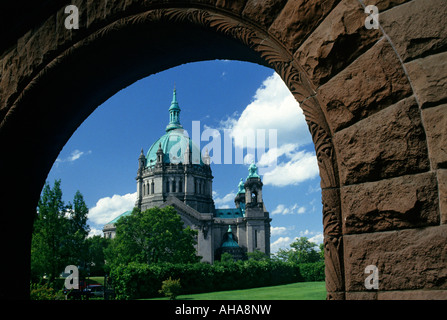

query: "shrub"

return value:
[159, 277, 181, 300]
[299, 261, 325, 281]
[110, 260, 309, 299]
[30, 282, 65, 300]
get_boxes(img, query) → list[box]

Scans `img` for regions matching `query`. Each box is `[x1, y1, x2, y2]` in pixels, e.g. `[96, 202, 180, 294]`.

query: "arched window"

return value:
[172, 178, 176, 193]
[166, 180, 170, 193]
[178, 178, 182, 193]
[151, 181, 154, 194]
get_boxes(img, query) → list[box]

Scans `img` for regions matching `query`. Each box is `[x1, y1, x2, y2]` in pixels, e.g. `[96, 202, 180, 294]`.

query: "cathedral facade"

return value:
[103, 90, 271, 263]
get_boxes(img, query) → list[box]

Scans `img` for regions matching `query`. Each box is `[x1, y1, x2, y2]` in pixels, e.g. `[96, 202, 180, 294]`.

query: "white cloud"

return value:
[56, 149, 92, 165]
[270, 231, 324, 253]
[309, 233, 324, 246]
[270, 226, 288, 236]
[263, 150, 319, 187]
[88, 227, 104, 238]
[299, 230, 324, 246]
[271, 203, 306, 215]
[69, 150, 85, 161]
[213, 191, 236, 208]
[88, 192, 137, 225]
[224, 72, 311, 149]
[219, 72, 319, 187]
[270, 236, 296, 253]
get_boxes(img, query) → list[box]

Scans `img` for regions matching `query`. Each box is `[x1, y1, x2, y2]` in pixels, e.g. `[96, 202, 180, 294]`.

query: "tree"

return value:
[31, 180, 69, 281]
[247, 250, 269, 261]
[31, 180, 90, 282]
[85, 235, 110, 275]
[273, 237, 322, 264]
[105, 206, 200, 267]
[290, 237, 321, 264]
[65, 191, 90, 270]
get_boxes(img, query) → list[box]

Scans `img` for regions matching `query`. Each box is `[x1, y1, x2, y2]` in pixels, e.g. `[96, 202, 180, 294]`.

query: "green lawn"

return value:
[147, 281, 326, 300]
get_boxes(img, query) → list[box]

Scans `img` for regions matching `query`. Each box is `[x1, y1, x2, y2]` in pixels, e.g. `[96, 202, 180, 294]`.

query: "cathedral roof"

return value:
[146, 89, 205, 167]
[214, 208, 244, 219]
[107, 210, 132, 224]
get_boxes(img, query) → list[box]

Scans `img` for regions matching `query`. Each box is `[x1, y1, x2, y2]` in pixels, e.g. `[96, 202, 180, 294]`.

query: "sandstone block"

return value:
[318, 39, 412, 133]
[294, 0, 380, 87]
[406, 52, 447, 109]
[268, 0, 339, 53]
[437, 169, 447, 225]
[341, 172, 439, 234]
[364, 0, 409, 11]
[380, 0, 447, 62]
[242, 0, 287, 28]
[422, 104, 447, 169]
[334, 96, 429, 185]
[378, 290, 447, 300]
[343, 225, 447, 292]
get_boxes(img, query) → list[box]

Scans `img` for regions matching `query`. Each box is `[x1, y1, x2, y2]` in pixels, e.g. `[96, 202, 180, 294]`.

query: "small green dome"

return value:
[221, 225, 240, 248]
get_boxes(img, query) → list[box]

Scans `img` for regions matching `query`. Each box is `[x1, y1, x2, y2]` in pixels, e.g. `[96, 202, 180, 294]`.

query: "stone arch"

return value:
[0, 0, 446, 300]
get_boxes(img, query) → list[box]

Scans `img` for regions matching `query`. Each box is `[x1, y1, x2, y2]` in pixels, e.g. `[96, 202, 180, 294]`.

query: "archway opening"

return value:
[39, 59, 324, 296]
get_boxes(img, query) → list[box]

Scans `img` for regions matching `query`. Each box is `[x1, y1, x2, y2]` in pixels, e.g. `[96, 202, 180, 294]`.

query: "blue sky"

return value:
[46, 60, 323, 253]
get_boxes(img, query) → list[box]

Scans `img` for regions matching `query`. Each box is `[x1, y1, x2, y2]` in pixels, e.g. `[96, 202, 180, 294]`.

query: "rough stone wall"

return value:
[0, 0, 446, 299]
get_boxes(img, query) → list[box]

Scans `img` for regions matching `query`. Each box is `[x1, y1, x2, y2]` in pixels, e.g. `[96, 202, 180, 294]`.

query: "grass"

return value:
[146, 281, 326, 300]
[88, 276, 105, 285]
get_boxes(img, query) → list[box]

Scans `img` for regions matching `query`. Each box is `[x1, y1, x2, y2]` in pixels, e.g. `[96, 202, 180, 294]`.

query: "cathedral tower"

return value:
[135, 89, 214, 213]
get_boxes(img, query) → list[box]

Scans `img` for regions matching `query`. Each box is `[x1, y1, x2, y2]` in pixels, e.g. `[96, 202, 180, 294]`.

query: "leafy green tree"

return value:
[273, 237, 322, 264]
[31, 180, 91, 282]
[65, 191, 90, 270]
[31, 180, 69, 281]
[218, 252, 235, 264]
[247, 250, 269, 261]
[290, 237, 321, 263]
[105, 206, 200, 267]
[85, 235, 110, 275]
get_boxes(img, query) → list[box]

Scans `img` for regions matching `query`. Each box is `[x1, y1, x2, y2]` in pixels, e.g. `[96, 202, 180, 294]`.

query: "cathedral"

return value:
[103, 89, 271, 263]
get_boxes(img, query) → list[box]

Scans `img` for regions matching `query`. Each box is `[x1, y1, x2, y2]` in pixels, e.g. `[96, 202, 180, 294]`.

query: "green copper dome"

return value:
[221, 225, 240, 248]
[146, 89, 204, 167]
